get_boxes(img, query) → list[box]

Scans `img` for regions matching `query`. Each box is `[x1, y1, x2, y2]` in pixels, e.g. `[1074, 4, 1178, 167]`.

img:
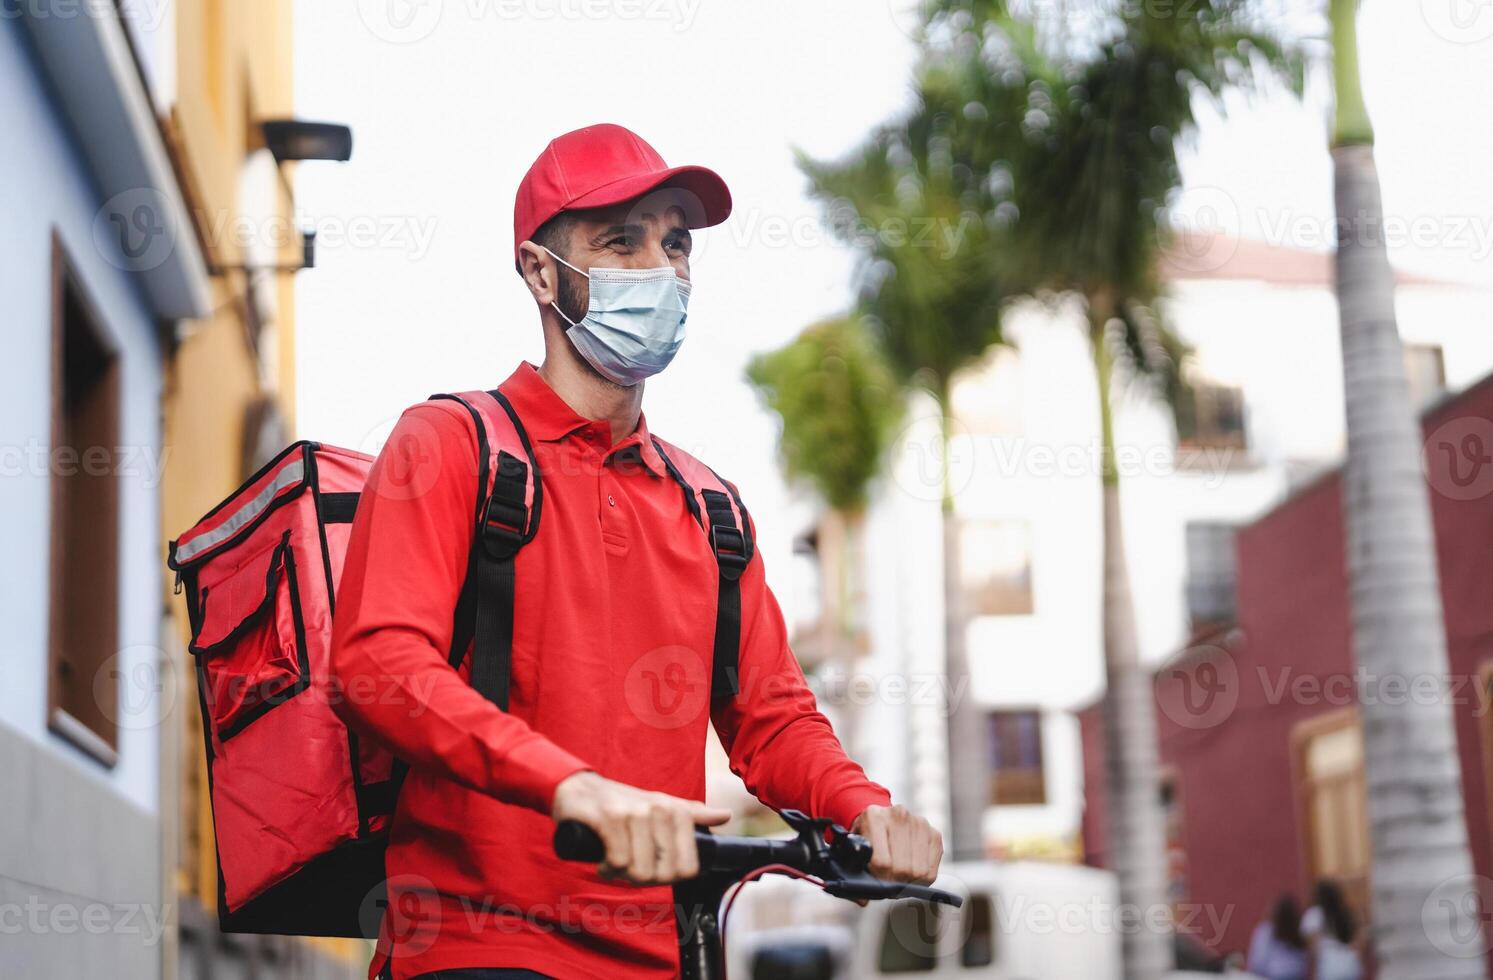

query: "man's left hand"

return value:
[851, 804, 943, 884]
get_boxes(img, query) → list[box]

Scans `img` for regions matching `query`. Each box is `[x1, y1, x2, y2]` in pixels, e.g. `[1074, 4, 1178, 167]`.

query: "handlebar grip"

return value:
[553, 820, 607, 863]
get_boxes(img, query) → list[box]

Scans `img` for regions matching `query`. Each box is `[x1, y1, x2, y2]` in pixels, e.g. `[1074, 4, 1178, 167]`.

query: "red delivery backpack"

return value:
[167, 388, 752, 938]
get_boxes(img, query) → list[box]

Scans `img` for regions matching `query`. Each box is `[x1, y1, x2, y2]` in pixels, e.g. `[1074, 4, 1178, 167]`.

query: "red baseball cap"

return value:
[513, 123, 732, 266]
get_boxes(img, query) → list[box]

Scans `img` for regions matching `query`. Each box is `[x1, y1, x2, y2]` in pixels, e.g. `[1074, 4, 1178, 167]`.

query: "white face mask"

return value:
[544, 247, 691, 387]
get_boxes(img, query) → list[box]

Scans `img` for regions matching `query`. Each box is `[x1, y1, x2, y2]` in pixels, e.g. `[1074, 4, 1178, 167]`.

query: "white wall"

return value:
[856, 261, 1493, 849]
[0, 18, 165, 816]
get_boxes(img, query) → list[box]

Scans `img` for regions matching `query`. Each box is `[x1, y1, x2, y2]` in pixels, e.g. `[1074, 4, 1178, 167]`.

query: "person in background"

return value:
[1247, 894, 1309, 980]
[1301, 880, 1364, 980]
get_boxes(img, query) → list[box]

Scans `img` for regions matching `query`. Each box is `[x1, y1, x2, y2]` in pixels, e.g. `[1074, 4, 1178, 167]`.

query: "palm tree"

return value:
[799, 112, 1009, 860]
[914, 3, 1298, 975]
[1328, 1, 1486, 974]
[747, 316, 903, 517]
[747, 317, 905, 749]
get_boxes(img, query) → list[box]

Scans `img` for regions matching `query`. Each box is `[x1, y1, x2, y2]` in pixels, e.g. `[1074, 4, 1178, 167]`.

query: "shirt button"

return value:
[608, 494, 617, 507]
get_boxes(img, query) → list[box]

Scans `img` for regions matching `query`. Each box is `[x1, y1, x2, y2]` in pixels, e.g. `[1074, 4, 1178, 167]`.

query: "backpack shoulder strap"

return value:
[649, 436, 753, 702]
[428, 388, 541, 709]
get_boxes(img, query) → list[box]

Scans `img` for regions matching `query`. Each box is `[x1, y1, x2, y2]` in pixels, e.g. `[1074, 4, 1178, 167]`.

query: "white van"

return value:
[732, 861, 1255, 980]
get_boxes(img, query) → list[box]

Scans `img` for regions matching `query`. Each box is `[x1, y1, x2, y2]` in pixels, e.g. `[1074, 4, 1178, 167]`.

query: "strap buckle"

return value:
[709, 523, 749, 581]
[480, 453, 529, 561]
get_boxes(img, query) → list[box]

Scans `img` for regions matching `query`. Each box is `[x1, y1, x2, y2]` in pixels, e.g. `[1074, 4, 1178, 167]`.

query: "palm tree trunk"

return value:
[939, 380, 988, 861]
[1331, 3, 1486, 973]
[1093, 314, 1173, 980]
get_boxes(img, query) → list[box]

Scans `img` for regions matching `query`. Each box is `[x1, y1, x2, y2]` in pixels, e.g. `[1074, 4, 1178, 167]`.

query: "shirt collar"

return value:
[497, 362, 668, 479]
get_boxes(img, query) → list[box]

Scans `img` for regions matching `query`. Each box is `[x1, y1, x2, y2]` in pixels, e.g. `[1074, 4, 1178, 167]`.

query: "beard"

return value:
[554, 264, 631, 388]
[554, 263, 589, 329]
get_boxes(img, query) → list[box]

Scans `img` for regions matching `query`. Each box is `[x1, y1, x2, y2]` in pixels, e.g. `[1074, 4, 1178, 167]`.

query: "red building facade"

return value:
[1081, 373, 1493, 966]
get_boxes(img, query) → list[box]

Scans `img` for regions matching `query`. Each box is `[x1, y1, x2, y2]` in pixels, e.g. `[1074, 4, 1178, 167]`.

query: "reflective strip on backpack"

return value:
[174, 456, 306, 565]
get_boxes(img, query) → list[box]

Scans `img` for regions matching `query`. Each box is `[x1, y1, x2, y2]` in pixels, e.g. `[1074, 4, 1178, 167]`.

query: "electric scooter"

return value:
[554, 808, 962, 980]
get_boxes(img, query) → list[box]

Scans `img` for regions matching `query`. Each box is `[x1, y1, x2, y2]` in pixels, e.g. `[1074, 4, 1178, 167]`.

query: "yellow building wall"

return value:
[158, 1, 356, 965]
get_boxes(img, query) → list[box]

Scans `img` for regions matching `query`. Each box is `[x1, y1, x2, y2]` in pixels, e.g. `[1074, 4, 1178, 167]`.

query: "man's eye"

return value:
[606, 236, 633, 248]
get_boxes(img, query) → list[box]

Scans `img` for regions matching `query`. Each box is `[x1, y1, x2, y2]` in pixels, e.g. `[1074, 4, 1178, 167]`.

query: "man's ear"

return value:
[517, 241, 557, 305]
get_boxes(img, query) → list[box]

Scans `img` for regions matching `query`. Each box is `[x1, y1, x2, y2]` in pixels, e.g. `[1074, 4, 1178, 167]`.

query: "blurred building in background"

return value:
[2, 3, 209, 977]
[820, 233, 1493, 861]
[1081, 371, 1493, 971]
[3, 2, 360, 977]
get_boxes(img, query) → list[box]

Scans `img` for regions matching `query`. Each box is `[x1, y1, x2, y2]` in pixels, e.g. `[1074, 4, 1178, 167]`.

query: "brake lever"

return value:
[775, 809, 962, 909]
[821, 871, 963, 907]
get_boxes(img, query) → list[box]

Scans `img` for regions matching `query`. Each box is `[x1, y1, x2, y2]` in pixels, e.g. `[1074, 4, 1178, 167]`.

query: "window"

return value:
[48, 235, 122, 764]
[1404, 343, 1447, 412]
[1176, 381, 1246, 451]
[877, 900, 942, 973]
[960, 893, 995, 967]
[1184, 522, 1237, 627]
[962, 520, 1034, 616]
[990, 711, 1045, 805]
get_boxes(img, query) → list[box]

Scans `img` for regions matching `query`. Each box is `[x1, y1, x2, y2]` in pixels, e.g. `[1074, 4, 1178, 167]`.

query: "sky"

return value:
[293, 0, 1493, 620]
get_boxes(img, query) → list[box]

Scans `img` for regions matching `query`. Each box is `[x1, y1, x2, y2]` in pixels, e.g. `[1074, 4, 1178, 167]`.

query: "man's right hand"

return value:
[551, 771, 731, 885]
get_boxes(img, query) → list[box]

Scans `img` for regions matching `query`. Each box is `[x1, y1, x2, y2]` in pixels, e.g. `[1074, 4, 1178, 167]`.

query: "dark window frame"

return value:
[47, 230, 122, 767]
[989, 709, 1046, 806]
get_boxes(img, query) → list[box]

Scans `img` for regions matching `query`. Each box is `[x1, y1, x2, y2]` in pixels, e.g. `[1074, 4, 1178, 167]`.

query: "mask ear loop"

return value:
[541, 245, 588, 327]
[541, 245, 589, 279]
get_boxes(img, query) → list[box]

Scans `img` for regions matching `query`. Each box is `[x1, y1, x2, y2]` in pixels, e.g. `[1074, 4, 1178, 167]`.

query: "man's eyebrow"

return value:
[590, 223, 644, 241]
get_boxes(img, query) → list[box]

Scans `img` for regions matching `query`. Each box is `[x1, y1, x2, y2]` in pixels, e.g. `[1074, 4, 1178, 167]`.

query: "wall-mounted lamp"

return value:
[261, 120, 354, 164]
[213, 120, 350, 276]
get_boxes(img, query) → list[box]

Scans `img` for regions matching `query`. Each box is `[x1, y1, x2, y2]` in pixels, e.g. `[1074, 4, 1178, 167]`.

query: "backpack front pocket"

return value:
[190, 532, 309, 740]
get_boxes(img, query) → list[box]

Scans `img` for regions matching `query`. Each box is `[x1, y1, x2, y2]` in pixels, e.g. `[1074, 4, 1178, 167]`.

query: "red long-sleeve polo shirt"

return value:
[330, 363, 890, 979]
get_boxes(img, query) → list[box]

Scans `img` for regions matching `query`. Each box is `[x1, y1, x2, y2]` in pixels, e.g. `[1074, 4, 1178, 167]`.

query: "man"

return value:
[331, 123, 942, 980]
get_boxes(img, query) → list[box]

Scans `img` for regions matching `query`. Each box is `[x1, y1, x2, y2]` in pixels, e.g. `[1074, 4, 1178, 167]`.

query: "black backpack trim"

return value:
[432, 394, 752, 711]
[650, 438, 754, 701]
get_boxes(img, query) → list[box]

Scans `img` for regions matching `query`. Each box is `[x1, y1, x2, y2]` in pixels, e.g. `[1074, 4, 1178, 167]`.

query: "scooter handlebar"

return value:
[551, 819, 961, 908]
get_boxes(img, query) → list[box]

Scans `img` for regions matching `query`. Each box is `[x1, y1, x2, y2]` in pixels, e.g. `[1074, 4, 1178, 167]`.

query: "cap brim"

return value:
[564, 165, 732, 230]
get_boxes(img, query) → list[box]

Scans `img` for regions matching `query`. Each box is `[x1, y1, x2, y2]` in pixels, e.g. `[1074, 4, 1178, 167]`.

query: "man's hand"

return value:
[551, 771, 731, 885]
[852, 805, 943, 884]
